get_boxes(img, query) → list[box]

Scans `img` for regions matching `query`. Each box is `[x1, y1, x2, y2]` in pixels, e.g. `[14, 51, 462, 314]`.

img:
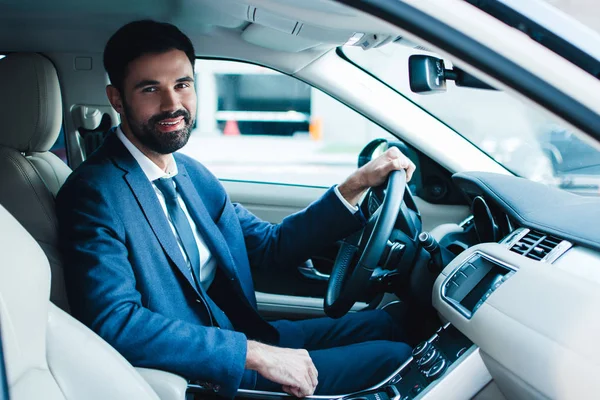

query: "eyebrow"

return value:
[176, 76, 194, 83]
[133, 76, 194, 90]
[133, 79, 160, 90]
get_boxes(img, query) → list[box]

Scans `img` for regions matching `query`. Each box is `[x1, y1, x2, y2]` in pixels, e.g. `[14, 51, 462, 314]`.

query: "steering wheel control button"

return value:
[412, 341, 431, 359]
[425, 358, 447, 381]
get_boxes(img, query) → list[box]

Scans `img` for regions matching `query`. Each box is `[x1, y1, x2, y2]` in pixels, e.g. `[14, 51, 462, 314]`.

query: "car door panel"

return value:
[221, 180, 327, 223]
[222, 179, 471, 320]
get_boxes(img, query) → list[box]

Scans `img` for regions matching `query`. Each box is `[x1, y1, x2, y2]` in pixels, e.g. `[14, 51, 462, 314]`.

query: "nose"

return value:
[160, 88, 180, 113]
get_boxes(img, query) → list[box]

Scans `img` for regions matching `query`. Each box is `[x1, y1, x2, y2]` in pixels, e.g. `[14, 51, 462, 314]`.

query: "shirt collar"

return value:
[116, 125, 178, 181]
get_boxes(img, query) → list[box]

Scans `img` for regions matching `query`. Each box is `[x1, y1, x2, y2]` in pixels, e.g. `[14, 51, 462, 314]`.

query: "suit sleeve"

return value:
[56, 178, 249, 398]
[234, 186, 365, 270]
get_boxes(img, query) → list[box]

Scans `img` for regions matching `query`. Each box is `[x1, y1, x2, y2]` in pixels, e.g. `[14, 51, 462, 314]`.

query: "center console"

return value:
[189, 253, 515, 400]
[366, 324, 473, 400]
[336, 323, 474, 400]
[214, 322, 476, 400]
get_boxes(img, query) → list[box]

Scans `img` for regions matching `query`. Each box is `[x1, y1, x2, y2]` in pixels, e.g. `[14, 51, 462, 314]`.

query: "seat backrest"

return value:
[0, 204, 160, 400]
[0, 53, 72, 311]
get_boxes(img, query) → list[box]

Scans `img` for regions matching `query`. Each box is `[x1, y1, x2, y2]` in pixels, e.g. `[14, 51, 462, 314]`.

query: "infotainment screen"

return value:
[443, 254, 514, 317]
[460, 268, 504, 312]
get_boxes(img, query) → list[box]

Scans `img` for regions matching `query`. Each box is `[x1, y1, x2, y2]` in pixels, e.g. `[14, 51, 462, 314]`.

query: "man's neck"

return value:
[120, 123, 171, 172]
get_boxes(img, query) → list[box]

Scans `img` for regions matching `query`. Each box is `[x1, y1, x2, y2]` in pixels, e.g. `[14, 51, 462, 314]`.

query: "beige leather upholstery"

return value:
[0, 204, 163, 399]
[0, 53, 72, 311]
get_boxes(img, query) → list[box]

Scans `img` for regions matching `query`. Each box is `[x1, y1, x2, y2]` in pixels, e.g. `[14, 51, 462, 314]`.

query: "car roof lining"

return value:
[0, 0, 396, 58]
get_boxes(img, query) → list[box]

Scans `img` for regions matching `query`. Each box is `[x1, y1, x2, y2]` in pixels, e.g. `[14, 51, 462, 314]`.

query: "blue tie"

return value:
[154, 177, 232, 329]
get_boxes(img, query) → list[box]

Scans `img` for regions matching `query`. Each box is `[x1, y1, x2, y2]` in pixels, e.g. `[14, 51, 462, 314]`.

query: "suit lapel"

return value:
[106, 133, 201, 296]
[173, 165, 240, 283]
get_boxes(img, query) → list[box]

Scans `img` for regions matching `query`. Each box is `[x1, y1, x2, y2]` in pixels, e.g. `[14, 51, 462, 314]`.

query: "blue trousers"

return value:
[254, 309, 412, 395]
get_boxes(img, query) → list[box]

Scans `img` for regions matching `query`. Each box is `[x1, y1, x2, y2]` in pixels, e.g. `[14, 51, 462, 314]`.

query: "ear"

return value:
[106, 85, 124, 114]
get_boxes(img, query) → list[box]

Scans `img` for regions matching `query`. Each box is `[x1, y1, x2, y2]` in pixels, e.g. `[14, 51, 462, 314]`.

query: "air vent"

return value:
[509, 229, 565, 261]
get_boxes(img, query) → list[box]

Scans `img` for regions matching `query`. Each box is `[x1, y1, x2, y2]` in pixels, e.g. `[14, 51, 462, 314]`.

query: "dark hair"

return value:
[103, 20, 195, 93]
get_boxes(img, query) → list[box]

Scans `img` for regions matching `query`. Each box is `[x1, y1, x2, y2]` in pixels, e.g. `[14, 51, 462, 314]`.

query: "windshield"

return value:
[540, 0, 600, 35]
[342, 43, 600, 196]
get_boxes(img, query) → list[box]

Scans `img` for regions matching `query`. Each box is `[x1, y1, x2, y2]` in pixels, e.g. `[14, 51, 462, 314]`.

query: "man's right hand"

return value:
[246, 340, 318, 397]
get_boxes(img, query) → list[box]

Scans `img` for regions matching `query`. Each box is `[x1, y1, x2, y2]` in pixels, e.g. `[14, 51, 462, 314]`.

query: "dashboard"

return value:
[429, 171, 600, 399]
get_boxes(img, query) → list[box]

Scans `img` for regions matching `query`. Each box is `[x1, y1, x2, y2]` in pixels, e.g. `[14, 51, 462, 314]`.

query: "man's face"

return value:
[117, 49, 197, 154]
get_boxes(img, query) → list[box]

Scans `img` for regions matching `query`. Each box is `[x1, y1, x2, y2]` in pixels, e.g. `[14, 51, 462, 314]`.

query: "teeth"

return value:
[159, 120, 179, 126]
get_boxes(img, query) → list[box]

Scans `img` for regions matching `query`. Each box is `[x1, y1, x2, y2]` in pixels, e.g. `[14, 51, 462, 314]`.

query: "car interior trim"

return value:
[339, 0, 600, 143]
[453, 171, 600, 251]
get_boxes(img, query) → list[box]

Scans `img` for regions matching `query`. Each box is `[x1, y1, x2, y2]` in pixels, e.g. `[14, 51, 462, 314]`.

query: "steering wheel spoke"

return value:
[325, 170, 413, 318]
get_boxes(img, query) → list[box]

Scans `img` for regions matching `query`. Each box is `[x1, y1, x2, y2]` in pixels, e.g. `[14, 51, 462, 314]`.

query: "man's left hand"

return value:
[338, 147, 416, 206]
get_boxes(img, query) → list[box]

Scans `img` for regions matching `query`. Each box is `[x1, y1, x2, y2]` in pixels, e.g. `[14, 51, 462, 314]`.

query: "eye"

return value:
[142, 86, 157, 93]
[175, 82, 191, 89]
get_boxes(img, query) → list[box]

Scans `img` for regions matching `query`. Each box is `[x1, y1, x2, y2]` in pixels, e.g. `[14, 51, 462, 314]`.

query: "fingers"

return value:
[308, 359, 319, 393]
[283, 385, 304, 398]
[256, 345, 317, 398]
[299, 351, 317, 397]
[385, 147, 416, 182]
[284, 379, 312, 398]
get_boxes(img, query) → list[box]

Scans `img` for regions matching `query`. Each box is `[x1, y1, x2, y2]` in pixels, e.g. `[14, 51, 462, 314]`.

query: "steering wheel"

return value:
[325, 169, 411, 318]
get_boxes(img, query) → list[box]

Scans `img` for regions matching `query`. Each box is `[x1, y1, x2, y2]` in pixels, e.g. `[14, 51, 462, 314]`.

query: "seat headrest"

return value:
[0, 53, 62, 153]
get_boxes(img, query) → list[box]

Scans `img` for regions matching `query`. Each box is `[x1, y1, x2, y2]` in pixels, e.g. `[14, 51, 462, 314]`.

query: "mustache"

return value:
[149, 109, 191, 125]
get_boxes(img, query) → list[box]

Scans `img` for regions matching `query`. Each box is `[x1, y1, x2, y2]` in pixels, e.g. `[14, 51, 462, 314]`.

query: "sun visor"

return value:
[241, 24, 321, 52]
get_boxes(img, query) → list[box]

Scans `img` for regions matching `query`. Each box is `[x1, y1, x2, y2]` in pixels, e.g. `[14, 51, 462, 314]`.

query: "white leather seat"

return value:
[0, 54, 189, 400]
[0, 204, 166, 399]
[0, 53, 72, 311]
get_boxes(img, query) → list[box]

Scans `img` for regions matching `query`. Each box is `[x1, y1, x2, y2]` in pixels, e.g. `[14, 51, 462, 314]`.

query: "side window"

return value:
[181, 59, 394, 187]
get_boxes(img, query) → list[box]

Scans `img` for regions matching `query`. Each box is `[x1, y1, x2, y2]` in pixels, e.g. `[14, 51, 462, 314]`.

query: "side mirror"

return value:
[357, 138, 416, 169]
[409, 55, 495, 93]
[358, 138, 388, 168]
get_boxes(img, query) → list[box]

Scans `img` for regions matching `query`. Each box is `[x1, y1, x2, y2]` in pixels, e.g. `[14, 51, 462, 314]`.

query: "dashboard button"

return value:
[452, 273, 467, 285]
[470, 256, 491, 271]
[444, 280, 459, 297]
[468, 256, 481, 267]
[411, 383, 424, 395]
[460, 264, 476, 276]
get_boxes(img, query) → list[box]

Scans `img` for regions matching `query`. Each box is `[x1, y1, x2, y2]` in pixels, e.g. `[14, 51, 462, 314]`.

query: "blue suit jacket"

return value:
[56, 131, 364, 397]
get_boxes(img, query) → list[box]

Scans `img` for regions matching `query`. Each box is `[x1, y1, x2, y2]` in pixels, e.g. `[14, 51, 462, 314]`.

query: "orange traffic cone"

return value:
[309, 117, 323, 141]
[223, 120, 241, 136]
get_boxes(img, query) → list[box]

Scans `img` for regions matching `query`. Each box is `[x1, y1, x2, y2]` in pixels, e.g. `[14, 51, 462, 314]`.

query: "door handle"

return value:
[298, 260, 330, 281]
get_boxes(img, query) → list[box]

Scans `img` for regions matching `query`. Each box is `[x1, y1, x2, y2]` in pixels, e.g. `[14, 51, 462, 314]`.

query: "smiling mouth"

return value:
[155, 117, 186, 132]
[158, 117, 184, 126]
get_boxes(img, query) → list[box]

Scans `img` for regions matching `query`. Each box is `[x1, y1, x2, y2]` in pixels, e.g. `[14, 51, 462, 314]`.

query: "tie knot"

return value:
[154, 177, 178, 200]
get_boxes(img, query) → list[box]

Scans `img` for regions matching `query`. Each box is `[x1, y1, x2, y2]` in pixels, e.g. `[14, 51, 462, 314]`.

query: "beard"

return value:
[123, 101, 194, 155]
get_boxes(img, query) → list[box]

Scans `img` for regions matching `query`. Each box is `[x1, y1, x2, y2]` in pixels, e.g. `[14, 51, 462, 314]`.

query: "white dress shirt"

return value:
[116, 126, 358, 291]
[117, 127, 217, 290]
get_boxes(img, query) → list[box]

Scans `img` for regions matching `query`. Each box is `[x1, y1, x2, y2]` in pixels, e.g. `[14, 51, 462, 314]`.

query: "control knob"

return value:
[425, 358, 447, 381]
[412, 341, 431, 359]
[416, 346, 438, 370]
